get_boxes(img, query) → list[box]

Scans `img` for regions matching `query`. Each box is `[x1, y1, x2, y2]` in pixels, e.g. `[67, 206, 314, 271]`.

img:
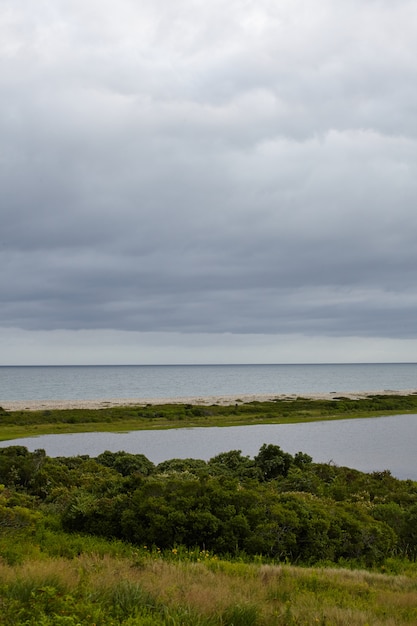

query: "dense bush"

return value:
[1, 444, 417, 567]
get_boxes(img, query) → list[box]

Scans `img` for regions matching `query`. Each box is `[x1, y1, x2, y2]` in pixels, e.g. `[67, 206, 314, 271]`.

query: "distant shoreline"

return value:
[3, 389, 417, 411]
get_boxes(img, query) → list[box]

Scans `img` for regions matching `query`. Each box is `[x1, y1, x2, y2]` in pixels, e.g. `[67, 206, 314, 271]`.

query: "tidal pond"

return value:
[1, 414, 416, 480]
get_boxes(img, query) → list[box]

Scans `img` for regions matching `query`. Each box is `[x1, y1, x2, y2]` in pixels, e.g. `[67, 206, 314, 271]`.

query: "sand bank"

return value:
[2, 389, 417, 411]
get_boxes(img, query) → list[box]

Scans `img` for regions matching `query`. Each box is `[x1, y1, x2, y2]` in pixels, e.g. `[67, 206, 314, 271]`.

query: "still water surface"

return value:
[2, 414, 416, 480]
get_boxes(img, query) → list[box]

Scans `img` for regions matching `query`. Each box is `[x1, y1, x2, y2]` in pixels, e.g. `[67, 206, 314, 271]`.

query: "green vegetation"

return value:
[1, 549, 417, 625]
[1, 442, 417, 623]
[1, 396, 417, 623]
[2, 393, 417, 440]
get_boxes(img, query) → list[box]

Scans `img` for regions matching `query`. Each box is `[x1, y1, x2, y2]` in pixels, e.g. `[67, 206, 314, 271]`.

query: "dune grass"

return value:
[1, 548, 417, 625]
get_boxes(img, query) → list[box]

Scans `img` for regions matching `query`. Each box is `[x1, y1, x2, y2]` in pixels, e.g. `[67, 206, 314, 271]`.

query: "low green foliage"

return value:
[2, 394, 417, 440]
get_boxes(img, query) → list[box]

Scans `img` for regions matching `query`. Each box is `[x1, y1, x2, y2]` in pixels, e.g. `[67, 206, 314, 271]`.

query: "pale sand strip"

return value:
[2, 389, 417, 411]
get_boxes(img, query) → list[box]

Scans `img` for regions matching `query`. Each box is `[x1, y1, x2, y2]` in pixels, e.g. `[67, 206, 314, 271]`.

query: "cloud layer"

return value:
[1, 0, 417, 361]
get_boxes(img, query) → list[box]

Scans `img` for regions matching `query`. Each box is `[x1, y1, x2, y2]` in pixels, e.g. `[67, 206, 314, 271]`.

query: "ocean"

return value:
[1, 363, 417, 401]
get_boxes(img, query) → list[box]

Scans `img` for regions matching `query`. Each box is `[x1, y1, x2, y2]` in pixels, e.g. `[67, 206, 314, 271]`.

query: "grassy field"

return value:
[3, 552, 417, 625]
[1, 540, 417, 625]
[1, 393, 417, 440]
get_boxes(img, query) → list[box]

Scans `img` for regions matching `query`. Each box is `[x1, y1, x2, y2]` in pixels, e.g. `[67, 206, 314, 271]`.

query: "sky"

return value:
[1, 0, 417, 365]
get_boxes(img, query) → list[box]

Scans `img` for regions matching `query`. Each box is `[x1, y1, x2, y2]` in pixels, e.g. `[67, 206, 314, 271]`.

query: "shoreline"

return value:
[2, 389, 417, 411]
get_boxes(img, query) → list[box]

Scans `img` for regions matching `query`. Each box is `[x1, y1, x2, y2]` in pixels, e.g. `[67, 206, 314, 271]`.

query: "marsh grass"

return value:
[2, 394, 417, 440]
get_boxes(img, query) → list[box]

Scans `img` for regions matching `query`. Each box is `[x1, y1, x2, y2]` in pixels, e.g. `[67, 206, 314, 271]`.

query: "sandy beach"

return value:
[2, 389, 417, 411]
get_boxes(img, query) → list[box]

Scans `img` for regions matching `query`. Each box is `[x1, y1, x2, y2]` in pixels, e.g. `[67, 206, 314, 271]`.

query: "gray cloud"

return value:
[1, 0, 417, 351]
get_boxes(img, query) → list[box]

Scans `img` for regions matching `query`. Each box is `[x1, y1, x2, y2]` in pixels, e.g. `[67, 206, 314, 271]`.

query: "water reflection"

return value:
[1, 414, 416, 480]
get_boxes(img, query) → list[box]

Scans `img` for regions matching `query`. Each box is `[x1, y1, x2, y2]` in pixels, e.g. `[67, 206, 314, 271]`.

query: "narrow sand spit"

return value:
[2, 389, 417, 411]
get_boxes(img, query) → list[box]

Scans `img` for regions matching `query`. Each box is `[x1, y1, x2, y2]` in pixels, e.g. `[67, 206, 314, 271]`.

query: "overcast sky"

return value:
[1, 0, 417, 365]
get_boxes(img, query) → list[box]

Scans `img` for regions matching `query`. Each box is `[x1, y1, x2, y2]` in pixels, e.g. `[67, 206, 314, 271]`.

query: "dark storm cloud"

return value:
[1, 0, 417, 340]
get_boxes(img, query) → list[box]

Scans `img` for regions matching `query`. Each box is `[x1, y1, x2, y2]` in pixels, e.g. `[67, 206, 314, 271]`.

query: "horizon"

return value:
[1, 361, 417, 367]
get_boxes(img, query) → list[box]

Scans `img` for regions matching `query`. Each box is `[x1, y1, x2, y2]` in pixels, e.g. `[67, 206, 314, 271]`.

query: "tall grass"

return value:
[1, 552, 417, 625]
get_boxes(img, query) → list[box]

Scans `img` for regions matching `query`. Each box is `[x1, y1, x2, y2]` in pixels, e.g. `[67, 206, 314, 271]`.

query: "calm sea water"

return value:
[0, 363, 417, 401]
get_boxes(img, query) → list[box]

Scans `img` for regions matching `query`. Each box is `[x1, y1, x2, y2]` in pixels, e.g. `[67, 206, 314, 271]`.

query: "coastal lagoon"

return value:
[2, 413, 416, 480]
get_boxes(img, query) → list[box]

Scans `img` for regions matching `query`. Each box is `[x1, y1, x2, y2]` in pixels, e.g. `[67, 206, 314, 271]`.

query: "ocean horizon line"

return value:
[1, 361, 417, 368]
